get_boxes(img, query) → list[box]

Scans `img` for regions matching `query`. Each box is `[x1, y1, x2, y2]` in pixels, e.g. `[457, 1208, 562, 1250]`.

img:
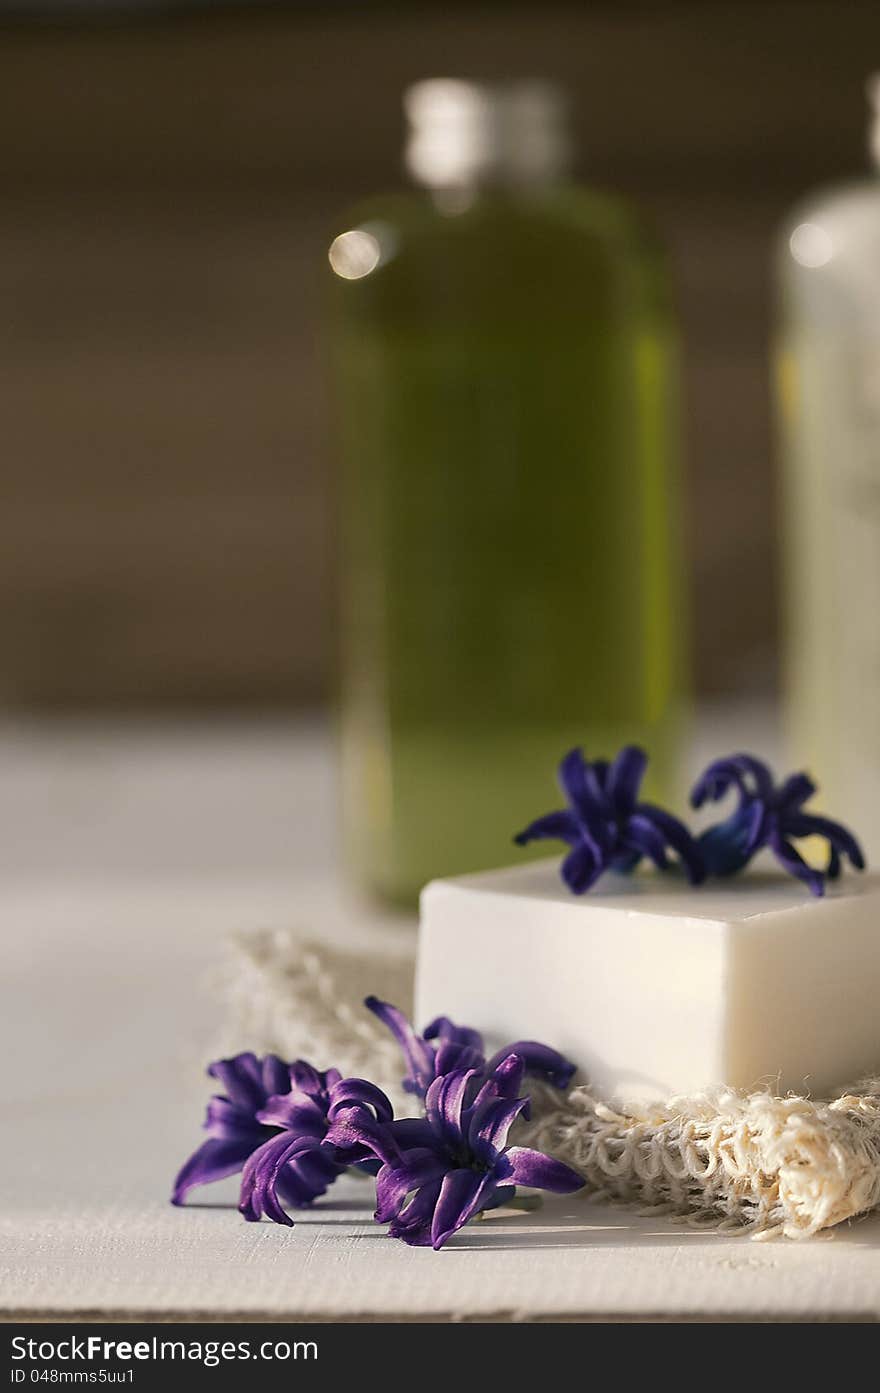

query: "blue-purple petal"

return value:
[776, 772, 817, 812]
[387, 1117, 445, 1152]
[501, 1146, 585, 1194]
[513, 809, 581, 848]
[624, 812, 670, 871]
[287, 1061, 326, 1098]
[202, 1095, 265, 1141]
[387, 1179, 444, 1246]
[769, 831, 826, 897]
[240, 1132, 341, 1225]
[239, 1133, 303, 1225]
[432, 1039, 485, 1078]
[561, 842, 603, 894]
[423, 1016, 484, 1053]
[430, 1168, 498, 1250]
[635, 802, 707, 884]
[261, 1054, 293, 1099]
[474, 1052, 527, 1103]
[207, 1053, 266, 1112]
[785, 813, 865, 871]
[467, 1094, 530, 1162]
[606, 745, 647, 813]
[690, 753, 774, 809]
[590, 758, 610, 791]
[365, 996, 436, 1094]
[256, 1092, 327, 1135]
[277, 1147, 343, 1209]
[323, 1110, 398, 1167]
[171, 1136, 256, 1206]
[425, 1068, 480, 1144]
[374, 1151, 449, 1224]
[557, 747, 599, 818]
[486, 1041, 576, 1091]
[327, 1077, 395, 1124]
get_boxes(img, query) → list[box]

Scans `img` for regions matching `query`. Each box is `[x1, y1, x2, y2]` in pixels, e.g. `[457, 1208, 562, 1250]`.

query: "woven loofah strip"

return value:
[215, 926, 418, 1115]
[518, 1079, 880, 1238]
[218, 928, 880, 1238]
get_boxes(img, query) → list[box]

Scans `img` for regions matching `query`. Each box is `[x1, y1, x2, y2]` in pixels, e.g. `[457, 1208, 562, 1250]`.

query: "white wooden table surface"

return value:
[3, 714, 880, 1322]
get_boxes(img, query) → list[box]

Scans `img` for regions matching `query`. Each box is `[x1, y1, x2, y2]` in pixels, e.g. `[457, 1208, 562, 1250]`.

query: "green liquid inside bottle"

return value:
[330, 93, 687, 906]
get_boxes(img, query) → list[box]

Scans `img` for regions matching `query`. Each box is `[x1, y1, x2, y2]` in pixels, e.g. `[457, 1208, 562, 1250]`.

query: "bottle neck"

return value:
[404, 79, 572, 193]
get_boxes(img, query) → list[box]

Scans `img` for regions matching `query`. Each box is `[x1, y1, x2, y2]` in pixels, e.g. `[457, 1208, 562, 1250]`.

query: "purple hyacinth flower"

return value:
[364, 997, 577, 1097]
[365, 1054, 584, 1249]
[514, 745, 705, 894]
[171, 1051, 294, 1206]
[691, 752, 865, 897]
[239, 1066, 395, 1226]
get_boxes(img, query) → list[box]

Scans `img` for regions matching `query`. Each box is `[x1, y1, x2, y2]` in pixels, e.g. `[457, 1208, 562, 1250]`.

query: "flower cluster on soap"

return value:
[515, 748, 864, 898]
[171, 999, 583, 1250]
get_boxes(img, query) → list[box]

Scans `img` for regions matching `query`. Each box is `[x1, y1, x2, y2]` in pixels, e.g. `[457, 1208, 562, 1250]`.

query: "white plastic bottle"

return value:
[777, 77, 880, 852]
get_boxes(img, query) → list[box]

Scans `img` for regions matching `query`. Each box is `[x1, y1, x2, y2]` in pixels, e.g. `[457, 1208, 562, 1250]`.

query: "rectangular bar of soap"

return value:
[416, 859, 880, 1103]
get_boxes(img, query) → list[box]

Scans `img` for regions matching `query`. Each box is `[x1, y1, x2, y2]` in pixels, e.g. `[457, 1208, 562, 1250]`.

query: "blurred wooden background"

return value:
[1, 1, 876, 709]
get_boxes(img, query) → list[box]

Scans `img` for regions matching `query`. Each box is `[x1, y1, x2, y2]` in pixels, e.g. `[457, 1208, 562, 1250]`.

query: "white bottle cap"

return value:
[404, 79, 572, 189]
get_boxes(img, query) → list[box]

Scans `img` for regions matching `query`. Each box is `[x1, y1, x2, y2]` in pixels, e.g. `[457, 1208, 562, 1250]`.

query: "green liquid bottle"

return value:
[329, 80, 688, 906]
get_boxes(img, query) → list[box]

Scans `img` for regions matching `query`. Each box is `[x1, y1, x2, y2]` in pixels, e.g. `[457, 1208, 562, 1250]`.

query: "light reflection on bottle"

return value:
[328, 229, 381, 280]
[788, 222, 833, 269]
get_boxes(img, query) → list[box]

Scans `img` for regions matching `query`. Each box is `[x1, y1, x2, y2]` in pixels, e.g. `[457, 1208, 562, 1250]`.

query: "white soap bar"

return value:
[416, 858, 880, 1104]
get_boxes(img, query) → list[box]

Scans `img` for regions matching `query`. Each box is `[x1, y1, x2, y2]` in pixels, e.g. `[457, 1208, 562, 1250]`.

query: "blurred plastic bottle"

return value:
[328, 80, 688, 905]
[777, 77, 880, 852]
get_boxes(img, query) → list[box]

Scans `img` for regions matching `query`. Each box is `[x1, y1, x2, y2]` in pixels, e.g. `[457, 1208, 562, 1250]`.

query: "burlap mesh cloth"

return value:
[217, 928, 880, 1240]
